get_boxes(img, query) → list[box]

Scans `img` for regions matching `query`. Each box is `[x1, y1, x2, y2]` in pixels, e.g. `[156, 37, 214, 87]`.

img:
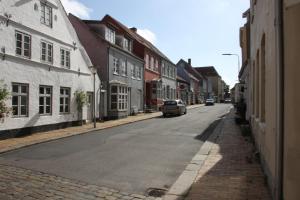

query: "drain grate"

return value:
[146, 188, 167, 197]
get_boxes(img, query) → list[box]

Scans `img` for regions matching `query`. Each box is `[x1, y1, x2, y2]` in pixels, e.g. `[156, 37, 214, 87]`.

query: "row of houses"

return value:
[0, 0, 227, 138]
[237, 0, 300, 199]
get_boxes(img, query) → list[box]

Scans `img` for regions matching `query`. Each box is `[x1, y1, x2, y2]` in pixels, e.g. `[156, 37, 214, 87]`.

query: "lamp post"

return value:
[89, 66, 97, 128]
[222, 53, 241, 79]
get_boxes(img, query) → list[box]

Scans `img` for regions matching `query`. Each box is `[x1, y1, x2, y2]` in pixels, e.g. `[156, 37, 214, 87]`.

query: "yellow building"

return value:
[239, 1, 300, 199]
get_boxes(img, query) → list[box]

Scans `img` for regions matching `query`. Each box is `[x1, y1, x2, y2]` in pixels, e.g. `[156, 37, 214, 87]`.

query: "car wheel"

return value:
[184, 109, 187, 114]
[163, 113, 166, 117]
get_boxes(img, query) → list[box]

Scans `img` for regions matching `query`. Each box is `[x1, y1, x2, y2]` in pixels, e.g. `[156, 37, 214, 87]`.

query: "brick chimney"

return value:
[188, 58, 191, 66]
[130, 27, 137, 32]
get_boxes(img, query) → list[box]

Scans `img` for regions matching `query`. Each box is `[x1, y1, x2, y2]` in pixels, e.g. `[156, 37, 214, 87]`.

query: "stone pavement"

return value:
[0, 104, 203, 154]
[0, 164, 160, 200]
[181, 111, 271, 200]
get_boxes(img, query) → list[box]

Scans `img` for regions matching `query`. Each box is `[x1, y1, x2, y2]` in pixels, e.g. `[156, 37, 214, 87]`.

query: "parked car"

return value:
[205, 98, 215, 106]
[224, 98, 232, 103]
[162, 99, 187, 117]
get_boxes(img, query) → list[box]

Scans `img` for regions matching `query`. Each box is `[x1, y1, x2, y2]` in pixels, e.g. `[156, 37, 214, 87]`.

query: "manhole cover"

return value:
[146, 188, 167, 197]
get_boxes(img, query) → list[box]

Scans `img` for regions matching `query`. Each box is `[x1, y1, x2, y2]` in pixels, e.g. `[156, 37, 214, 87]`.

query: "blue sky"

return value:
[61, 0, 250, 88]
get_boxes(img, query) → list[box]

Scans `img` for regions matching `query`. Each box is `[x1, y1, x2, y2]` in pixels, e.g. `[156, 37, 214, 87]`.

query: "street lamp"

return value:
[89, 66, 97, 128]
[222, 53, 241, 79]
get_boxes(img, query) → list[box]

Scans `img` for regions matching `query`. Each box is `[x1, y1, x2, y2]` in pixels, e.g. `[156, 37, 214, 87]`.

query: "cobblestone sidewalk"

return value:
[184, 112, 271, 200]
[0, 164, 159, 200]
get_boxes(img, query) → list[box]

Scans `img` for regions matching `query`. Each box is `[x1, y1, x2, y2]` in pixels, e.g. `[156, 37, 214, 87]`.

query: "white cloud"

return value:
[61, 0, 92, 19]
[137, 29, 157, 45]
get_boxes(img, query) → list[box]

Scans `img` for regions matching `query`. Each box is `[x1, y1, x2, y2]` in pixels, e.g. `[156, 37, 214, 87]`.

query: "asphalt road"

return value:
[0, 104, 231, 195]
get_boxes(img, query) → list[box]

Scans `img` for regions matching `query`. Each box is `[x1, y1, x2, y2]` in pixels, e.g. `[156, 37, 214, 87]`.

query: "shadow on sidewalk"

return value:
[171, 112, 272, 200]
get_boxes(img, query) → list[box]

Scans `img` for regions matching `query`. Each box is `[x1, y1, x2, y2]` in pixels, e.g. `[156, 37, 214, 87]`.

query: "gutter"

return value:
[275, 0, 284, 199]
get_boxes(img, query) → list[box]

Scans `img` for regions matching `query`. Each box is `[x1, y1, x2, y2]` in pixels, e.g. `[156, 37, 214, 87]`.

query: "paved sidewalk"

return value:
[183, 111, 271, 200]
[0, 104, 203, 154]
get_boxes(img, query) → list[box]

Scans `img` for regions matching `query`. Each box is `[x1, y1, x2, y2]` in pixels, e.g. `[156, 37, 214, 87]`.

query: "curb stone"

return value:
[163, 116, 225, 200]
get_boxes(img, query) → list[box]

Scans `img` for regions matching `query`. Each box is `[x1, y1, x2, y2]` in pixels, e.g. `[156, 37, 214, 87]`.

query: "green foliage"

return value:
[75, 90, 87, 112]
[0, 80, 11, 120]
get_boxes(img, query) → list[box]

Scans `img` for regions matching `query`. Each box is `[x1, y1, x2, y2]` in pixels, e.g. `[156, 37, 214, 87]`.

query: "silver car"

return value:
[162, 99, 187, 117]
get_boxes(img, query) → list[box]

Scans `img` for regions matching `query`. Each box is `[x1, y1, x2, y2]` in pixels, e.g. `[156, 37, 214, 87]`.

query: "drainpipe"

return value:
[275, 0, 284, 199]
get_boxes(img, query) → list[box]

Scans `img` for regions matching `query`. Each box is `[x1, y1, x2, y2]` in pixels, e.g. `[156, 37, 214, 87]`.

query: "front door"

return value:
[86, 92, 93, 122]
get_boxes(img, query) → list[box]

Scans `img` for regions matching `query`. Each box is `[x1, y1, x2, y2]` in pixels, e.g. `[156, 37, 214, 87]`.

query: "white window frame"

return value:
[110, 85, 128, 111]
[120, 60, 127, 76]
[145, 54, 149, 69]
[60, 48, 71, 68]
[41, 40, 53, 64]
[113, 57, 119, 75]
[12, 83, 29, 117]
[40, 2, 53, 27]
[15, 31, 31, 58]
[39, 85, 52, 115]
[59, 87, 70, 114]
[105, 27, 115, 44]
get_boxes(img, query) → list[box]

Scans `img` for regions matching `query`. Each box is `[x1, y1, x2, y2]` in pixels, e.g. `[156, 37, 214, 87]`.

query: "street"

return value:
[0, 104, 231, 199]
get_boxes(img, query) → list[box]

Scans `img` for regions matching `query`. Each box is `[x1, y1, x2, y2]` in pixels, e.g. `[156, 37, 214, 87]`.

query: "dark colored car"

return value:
[162, 99, 187, 117]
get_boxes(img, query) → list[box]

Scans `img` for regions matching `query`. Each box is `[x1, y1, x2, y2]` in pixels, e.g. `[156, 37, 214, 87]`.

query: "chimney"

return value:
[130, 27, 137, 32]
[188, 58, 191, 66]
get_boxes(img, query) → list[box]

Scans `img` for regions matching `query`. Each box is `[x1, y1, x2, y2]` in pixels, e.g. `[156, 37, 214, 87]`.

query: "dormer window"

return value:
[105, 27, 115, 44]
[123, 38, 132, 52]
[41, 2, 53, 27]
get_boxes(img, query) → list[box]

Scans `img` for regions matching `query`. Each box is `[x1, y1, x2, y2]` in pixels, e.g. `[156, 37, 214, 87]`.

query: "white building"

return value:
[0, 0, 100, 138]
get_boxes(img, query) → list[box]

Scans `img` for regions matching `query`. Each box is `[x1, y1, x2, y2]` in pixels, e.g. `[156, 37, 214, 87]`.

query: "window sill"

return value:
[113, 73, 119, 76]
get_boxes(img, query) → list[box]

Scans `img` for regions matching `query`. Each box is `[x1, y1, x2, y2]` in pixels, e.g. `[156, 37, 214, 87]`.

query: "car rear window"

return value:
[164, 101, 177, 105]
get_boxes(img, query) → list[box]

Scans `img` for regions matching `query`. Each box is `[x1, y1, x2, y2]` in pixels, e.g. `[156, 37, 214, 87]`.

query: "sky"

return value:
[61, 0, 250, 88]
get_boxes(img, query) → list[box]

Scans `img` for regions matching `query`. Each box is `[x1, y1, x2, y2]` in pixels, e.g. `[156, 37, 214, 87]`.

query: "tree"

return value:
[75, 90, 87, 126]
[0, 80, 10, 122]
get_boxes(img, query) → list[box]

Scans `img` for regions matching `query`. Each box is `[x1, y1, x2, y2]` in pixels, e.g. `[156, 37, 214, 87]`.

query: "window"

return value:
[60, 48, 70, 68]
[131, 64, 136, 78]
[60, 87, 70, 114]
[15, 31, 31, 58]
[120, 60, 127, 76]
[136, 66, 142, 80]
[105, 27, 115, 44]
[110, 85, 128, 111]
[41, 3, 52, 27]
[41, 41, 53, 63]
[145, 54, 149, 69]
[162, 63, 165, 76]
[12, 83, 28, 117]
[39, 86, 52, 115]
[150, 57, 154, 70]
[123, 38, 131, 51]
[155, 59, 159, 71]
[113, 58, 119, 75]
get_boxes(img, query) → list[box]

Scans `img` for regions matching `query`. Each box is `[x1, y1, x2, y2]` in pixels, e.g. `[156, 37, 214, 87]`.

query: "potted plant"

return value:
[75, 90, 87, 126]
[0, 80, 10, 122]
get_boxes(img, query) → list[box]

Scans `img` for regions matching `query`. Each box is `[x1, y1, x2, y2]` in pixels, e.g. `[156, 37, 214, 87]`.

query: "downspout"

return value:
[275, 0, 284, 199]
[107, 46, 110, 119]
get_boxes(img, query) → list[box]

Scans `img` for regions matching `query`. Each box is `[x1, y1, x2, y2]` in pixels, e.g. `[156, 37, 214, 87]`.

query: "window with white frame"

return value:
[131, 64, 136, 78]
[145, 54, 149, 69]
[120, 60, 127, 76]
[59, 87, 70, 114]
[40, 2, 52, 27]
[110, 85, 128, 111]
[60, 48, 70, 68]
[136, 66, 142, 80]
[41, 41, 53, 63]
[105, 27, 115, 44]
[123, 38, 132, 51]
[113, 58, 119, 75]
[150, 57, 154, 70]
[12, 83, 29, 117]
[15, 31, 31, 58]
[39, 86, 52, 115]
[155, 59, 159, 71]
